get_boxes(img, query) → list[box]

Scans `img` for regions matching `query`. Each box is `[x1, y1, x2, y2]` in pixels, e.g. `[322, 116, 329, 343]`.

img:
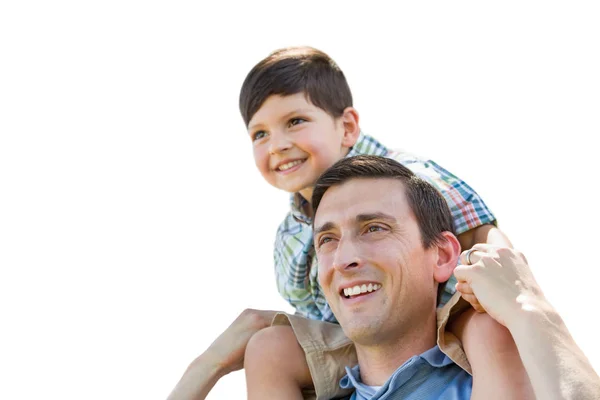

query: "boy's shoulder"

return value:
[354, 132, 428, 162]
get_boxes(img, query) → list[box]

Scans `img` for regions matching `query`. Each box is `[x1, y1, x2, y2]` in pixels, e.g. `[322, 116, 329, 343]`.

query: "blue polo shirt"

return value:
[340, 345, 472, 400]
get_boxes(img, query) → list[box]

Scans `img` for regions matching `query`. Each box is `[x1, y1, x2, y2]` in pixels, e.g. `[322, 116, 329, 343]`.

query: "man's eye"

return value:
[318, 237, 333, 247]
[252, 131, 267, 141]
[288, 118, 306, 127]
[367, 225, 384, 233]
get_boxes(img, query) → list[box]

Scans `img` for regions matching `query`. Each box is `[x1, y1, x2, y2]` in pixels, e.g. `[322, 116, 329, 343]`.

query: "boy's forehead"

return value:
[248, 93, 316, 128]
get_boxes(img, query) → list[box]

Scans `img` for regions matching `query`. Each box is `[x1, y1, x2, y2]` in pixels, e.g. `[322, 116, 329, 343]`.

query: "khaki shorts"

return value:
[271, 292, 472, 400]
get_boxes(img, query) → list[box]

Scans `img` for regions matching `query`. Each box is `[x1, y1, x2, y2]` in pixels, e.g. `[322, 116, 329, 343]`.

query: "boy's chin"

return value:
[271, 177, 314, 195]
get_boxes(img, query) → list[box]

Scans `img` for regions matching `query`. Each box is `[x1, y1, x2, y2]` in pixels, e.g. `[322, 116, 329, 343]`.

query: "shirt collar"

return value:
[289, 132, 389, 224]
[339, 345, 456, 395]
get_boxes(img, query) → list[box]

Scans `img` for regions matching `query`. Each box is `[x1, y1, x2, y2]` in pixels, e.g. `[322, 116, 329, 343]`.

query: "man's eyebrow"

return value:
[356, 212, 396, 223]
[314, 212, 395, 236]
[314, 221, 337, 236]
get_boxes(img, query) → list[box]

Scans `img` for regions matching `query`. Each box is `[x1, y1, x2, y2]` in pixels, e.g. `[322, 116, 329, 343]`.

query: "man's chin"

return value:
[339, 317, 384, 345]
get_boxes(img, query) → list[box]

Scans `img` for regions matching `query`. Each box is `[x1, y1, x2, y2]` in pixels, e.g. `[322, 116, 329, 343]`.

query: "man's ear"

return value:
[433, 231, 461, 283]
[340, 107, 360, 148]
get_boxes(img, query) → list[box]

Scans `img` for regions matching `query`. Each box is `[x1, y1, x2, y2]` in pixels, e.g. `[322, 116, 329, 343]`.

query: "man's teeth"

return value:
[343, 283, 381, 297]
[278, 160, 303, 171]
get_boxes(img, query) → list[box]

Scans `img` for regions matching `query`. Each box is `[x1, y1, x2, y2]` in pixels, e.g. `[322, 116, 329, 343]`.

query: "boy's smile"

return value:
[247, 93, 360, 202]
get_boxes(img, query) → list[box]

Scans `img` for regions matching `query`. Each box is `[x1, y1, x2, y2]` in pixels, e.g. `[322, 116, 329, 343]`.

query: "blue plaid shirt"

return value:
[274, 133, 496, 321]
[341, 346, 472, 400]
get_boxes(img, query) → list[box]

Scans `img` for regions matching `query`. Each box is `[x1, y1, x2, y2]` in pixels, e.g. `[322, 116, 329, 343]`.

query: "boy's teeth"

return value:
[278, 160, 303, 171]
[344, 283, 381, 298]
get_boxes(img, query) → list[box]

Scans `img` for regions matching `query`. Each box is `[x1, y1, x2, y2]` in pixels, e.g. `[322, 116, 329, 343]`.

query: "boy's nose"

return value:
[268, 134, 292, 154]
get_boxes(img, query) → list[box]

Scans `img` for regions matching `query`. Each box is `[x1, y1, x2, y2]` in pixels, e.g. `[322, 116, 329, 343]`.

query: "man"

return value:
[307, 155, 600, 399]
[169, 155, 600, 399]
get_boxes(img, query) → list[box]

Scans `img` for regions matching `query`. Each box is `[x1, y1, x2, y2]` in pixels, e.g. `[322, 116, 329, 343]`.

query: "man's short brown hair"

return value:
[312, 155, 457, 303]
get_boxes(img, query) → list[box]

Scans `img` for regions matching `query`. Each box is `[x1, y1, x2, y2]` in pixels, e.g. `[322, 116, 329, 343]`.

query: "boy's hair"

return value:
[239, 46, 353, 126]
[312, 155, 457, 303]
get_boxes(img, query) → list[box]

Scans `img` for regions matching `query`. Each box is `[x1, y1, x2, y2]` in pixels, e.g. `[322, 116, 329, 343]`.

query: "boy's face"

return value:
[247, 93, 358, 201]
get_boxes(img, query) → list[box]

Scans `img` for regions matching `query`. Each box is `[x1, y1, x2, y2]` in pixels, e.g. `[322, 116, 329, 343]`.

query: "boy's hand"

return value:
[453, 244, 546, 329]
[204, 309, 278, 375]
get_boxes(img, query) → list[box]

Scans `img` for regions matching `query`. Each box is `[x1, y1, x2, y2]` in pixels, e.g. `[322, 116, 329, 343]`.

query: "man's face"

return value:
[314, 178, 441, 345]
[247, 93, 356, 199]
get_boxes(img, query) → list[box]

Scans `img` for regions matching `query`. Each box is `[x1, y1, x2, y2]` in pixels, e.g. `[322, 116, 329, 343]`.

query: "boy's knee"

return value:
[470, 312, 515, 350]
[245, 325, 303, 369]
[451, 309, 516, 353]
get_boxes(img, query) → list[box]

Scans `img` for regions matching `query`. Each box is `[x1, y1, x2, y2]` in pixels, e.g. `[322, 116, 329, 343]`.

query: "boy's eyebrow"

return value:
[248, 108, 314, 131]
[279, 108, 313, 122]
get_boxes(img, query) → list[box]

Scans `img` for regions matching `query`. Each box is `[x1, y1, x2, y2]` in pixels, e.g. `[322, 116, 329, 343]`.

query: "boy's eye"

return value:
[252, 130, 267, 141]
[288, 118, 306, 127]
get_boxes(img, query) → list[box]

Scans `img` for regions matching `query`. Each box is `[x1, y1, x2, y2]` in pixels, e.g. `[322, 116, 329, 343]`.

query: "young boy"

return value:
[239, 47, 532, 399]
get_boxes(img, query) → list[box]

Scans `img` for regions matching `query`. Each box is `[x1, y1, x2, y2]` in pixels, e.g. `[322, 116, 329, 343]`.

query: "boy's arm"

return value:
[454, 245, 600, 400]
[458, 224, 513, 250]
[274, 214, 331, 321]
[393, 154, 497, 241]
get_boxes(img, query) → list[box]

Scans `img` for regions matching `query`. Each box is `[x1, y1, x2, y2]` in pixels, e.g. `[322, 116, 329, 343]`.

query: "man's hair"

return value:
[239, 46, 353, 126]
[312, 155, 457, 303]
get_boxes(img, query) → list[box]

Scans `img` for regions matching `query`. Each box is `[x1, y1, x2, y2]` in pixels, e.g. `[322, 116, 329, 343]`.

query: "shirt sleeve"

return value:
[273, 214, 324, 320]
[388, 150, 497, 234]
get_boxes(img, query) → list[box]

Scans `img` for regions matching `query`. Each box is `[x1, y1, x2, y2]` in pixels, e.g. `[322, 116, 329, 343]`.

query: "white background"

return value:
[1, 1, 599, 399]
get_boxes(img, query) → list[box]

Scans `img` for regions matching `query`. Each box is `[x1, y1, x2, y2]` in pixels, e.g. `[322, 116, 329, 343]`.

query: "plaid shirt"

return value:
[273, 133, 496, 322]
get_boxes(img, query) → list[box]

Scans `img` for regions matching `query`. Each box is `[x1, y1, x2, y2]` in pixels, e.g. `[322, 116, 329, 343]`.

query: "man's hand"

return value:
[453, 244, 546, 329]
[204, 308, 279, 374]
[168, 309, 278, 400]
[454, 245, 600, 399]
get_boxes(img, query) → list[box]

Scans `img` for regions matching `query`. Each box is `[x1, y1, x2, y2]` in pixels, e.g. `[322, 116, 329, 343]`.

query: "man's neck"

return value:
[354, 318, 437, 386]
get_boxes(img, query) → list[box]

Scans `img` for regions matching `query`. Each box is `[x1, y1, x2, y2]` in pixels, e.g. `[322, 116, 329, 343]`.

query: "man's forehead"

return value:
[314, 178, 409, 225]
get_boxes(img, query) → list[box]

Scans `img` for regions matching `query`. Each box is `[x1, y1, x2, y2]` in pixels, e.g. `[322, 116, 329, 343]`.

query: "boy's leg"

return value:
[449, 308, 535, 400]
[244, 325, 312, 400]
[245, 313, 356, 400]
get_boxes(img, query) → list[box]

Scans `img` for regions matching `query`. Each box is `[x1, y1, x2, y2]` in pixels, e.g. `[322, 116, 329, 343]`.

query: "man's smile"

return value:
[339, 281, 382, 300]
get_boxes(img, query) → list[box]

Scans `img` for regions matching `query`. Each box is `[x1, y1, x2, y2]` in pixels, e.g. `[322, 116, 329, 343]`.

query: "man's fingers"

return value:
[459, 243, 501, 266]
[453, 264, 473, 283]
[459, 249, 482, 267]
[460, 293, 486, 313]
[455, 281, 474, 295]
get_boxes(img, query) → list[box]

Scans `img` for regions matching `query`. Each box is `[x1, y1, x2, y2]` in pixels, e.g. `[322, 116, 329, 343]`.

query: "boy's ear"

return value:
[433, 232, 461, 283]
[340, 107, 360, 148]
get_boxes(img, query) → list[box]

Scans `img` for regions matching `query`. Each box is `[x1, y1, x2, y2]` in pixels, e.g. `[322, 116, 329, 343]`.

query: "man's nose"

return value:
[268, 131, 292, 155]
[332, 237, 362, 272]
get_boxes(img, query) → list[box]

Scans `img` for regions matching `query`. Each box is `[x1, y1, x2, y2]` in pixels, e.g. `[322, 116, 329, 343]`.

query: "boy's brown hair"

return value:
[239, 46, 353, 126]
